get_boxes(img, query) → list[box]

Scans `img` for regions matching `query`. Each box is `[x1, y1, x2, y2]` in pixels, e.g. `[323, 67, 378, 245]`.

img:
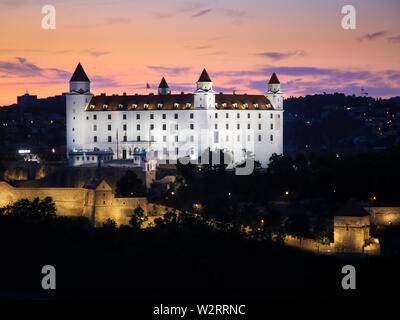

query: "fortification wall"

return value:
[284, 235, 334, 254]
[365, 207, 400, 226]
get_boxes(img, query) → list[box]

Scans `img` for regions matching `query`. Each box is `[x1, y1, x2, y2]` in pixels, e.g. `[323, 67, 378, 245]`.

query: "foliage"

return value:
[129, 204, 147, 229]
[0, 197, 56, 221]
[116, 170, 147, 197]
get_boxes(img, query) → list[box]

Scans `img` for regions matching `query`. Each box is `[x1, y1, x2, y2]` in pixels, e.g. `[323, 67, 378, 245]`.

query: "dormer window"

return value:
[157, 103, 162, 109]
[222, 103, 227, 108]
[103, 104, 108, 110]
[132, 104, 137, 109]
[232, 103, 237, 109]
[253, 103, 258, 109]
[144, 104, 149, 109]
[90, 105, 95, 110]
[186, 103, 191, 109]
[243, 103, 248, 109]
[215, 103, 218, 108]
[174, 103, 179, 109]
[118, 104, 123, 109]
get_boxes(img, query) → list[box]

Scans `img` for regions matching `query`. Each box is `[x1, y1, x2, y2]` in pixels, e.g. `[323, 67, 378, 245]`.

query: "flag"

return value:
[146, 83, 150, 89]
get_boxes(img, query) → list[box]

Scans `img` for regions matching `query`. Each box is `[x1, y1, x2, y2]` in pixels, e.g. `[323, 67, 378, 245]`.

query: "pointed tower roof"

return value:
[268, 72, 280, 84]
[158, 77, 169, 88]
[70, 63, 90, 82]
[197, 68, 212, 82]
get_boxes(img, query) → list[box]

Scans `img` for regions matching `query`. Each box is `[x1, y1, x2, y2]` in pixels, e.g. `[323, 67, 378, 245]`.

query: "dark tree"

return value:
[116, 170, 147, 197]
[129, 204, 147, 229]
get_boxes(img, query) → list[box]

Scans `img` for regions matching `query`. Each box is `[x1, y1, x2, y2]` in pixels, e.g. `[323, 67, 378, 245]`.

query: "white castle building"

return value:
[66, 63, 283, 168]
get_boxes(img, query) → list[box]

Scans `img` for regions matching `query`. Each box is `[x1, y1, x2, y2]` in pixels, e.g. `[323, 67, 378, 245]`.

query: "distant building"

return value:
[66, 63, 284, 168]
[17, 92, 37, 105]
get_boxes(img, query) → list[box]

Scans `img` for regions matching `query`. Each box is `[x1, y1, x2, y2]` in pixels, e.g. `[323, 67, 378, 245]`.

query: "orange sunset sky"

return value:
[0, 0, 399, 106]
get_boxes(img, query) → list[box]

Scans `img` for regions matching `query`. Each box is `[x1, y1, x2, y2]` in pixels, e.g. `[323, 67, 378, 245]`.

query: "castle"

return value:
[66, 63, 283, 167]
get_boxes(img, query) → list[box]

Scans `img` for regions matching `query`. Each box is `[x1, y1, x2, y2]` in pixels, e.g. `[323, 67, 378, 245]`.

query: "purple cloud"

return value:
[388, 34, 400, 43]
[360, 31, 387, 41]
[257, 51, 306, 61]
[147, 65, 191, 75]
[192, 8, 212, 18]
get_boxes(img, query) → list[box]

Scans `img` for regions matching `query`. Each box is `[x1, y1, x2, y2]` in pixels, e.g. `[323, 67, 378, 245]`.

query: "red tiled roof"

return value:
[86, 93, 273, 111]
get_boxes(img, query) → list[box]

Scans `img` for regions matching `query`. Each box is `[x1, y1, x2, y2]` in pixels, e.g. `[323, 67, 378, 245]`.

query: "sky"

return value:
[0, 0, 399, 105]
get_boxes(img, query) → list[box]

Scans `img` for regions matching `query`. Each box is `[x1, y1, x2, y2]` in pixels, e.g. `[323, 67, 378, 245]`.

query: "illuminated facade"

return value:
[66, 63, 284, 167]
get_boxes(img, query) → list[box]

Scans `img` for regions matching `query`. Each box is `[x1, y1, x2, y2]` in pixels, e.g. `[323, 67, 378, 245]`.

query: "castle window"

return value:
[118, 104, 123, 109]
[226, 113, 229, 118]
[237, 113, 240, 119]
[175, 147, 179, 155]
[237, 124, 240, 129]
[186, 103, 191, 109]
[259, 124, 261, 130]
[248, 113, 250, 119]
[108, 124, 111, 131]
[270, 124, 273, 130]
[278, 114, 281, 118]
[190, 124, 194, 130]
[163, 124, 166, 130]
[73, 139, 75, 142]
[150, 114, 154, 119]
[248, 124, 250, 129]
[86, 116, 89, 120]
[215, 103, 218, 108]
[90, 105, 95, 109]
[123, 114, 127, 120]
[175, 124, 178, 130]
[226, 124, 229, 129]
[137, 124, 140, 131]
[232, 103, 237, 109]
[258, 113, 261, 119]
[72, 128, 74, 131]
[175, 135, 178, 142]
[270, 134, 273, 142]
[123, 124, 127, 131]
[215, 124, 218, 129]
[270, 113, 273, 119]
[163, 136, 167, 142]
[136, 114, 140, 119]
[222, 103, 227, 108]
[144, 104, 149, 109]
[248, 135, 251, 141]
[237, 135, 240, 142]
[137, 136, 141, 141]
[243, 103, 248, 109]
[151, 136, 154, 142]
[150, 124, 154, 130]
[258, 135, 261, 142]
[214, 131, 219, 143]
[123, 136, 127, 142]
[108, 114, 111, 120]
[254, 103, 259, 109]
[174, 113, 178, 119]
[103, 105, 108, 110]
[190, 136, 194, 142]
[76, 156, 79, 161]
[174, 103, 179, 109]
[157, 103, 163, 109]
[108, 136, 112, 142]
[132, 104, 137, 109]
[190, 113, 194, 119]
[93, 125, 97, 131]
[162, 114, 166, 119]
[226, 135, 229, 142]
[93, 114, 97, 120]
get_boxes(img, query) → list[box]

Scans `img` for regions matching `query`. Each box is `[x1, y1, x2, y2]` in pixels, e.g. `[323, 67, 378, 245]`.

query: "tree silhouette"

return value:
[116, 170, 147, 197]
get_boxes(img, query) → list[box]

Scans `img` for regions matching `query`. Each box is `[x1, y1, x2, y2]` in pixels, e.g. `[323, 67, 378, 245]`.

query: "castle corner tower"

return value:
[266, 72, 283, 110]
[66, 63, 93, 158]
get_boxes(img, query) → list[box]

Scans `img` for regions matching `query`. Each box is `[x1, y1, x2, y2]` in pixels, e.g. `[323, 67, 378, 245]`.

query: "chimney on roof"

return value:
[233, 90, 236, 95]
[123, 92, 126, 96]
[181, 91, 184, 95]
